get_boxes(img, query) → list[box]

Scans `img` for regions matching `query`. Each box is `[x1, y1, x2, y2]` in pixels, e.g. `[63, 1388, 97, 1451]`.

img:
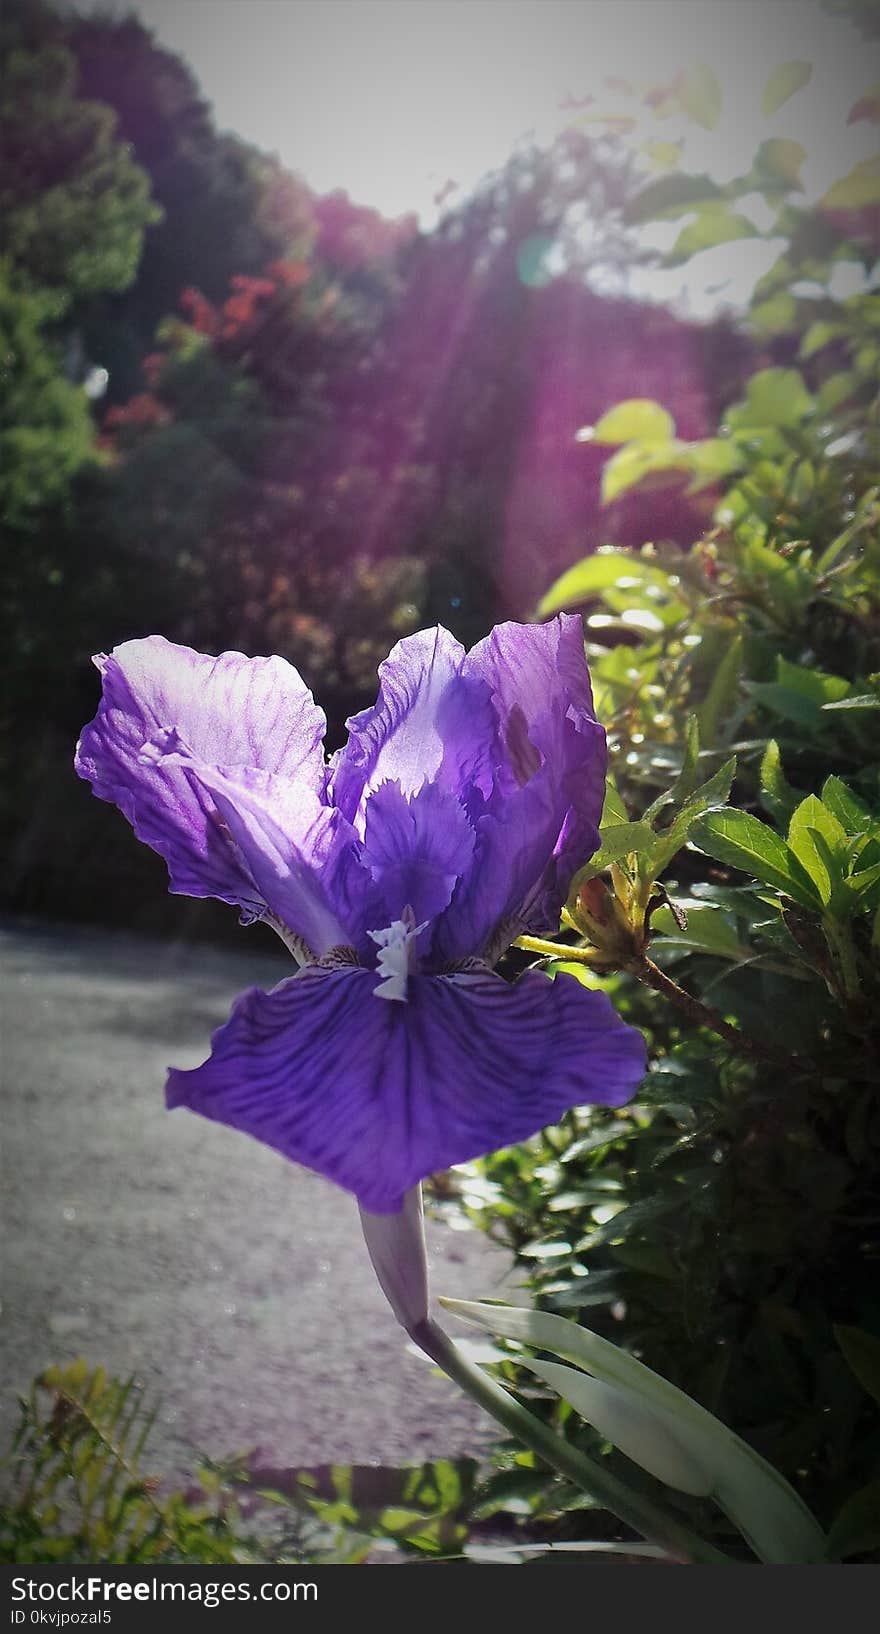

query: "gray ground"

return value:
[0, 920, 519, 1491]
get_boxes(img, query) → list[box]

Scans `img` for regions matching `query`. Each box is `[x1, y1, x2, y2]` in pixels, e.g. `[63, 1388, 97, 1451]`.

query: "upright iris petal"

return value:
[75, 618, 646, 1216]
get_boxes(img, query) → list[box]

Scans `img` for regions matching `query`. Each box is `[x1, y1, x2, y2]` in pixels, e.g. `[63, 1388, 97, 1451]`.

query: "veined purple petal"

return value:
[75, 638, 328, 911]
[165, 757, 366, 957]
[330, 626, 497, 825]
[359, 779, 476, 941]
[435, 615, 606, 960]
[166, 965, 646, 1214]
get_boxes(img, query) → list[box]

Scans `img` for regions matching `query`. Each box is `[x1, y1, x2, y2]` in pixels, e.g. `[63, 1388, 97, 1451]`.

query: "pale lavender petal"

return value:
[75, 637, 328, 909]
[330, 626, 497, 824]
[166, 965, 646, 1214]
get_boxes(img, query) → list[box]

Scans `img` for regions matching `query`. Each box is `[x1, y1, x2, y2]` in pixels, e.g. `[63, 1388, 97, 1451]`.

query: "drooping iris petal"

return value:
[155, 755, 366, 957]
[75, 637, 328, 911]
[434, 615, 607, 962]
[329, 626, 497, 824]
[358, 779, 475, 943]
[166, 965, 646, 1214]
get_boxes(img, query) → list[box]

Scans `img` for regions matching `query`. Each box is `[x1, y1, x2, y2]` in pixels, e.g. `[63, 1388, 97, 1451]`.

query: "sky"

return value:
[104, 0, 877, 314]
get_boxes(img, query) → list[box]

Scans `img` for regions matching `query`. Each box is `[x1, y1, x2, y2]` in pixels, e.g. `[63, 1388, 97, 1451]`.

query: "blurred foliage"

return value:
[5, 1359, 642, 1565]
[453, 31, 880, 1565]
[0, 1358, 479, 1564]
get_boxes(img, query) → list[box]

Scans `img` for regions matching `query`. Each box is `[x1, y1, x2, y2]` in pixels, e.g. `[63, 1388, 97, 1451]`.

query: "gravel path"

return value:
[1, 919, 517, 1490]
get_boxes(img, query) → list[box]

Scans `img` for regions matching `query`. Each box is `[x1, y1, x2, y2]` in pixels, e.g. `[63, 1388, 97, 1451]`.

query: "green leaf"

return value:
[590, 399, 676, 445]
[749, 293, 797, 334]
[676, 62, 722, 129]
[650, 757, 736, 872]
[754, 138, 807, 189]
[689, 809, 823, 909]
[789, 794, 848, 858]
[650, 902, 748, 961]
[624, 171, 725, 225]
[601, 776, 629, 827]
[822, 693, 880, 711]
[600, 440, 689, 504]
[776, 658, 852, 706]
[523, 1361, 713, 1496]
[582, 821, 657, 874]
[821, 776, 872, 836]
[536, 550, 670, 617]
[787, 797, 847, 904]
[442, 1300, 825, 1564]
[825, 1482, 880, 1561]
[818, 371, 858, 413]
[725, 367, 815, 430]
[761, 60, 812, 116]
[799, 320, 846, 358]
[697, 634, 743, 747]
[673, 713, 701, 800]
[834, 1324, 880, 1407]
[821, 156, 880, 210]
[667, 210, 760, 264]
[760, 740, 801, 826]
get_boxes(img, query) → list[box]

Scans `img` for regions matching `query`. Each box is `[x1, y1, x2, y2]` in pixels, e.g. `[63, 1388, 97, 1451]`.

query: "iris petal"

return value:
[164, 757, 366, 956]
[75, 637, 328, 911]
[435, 615, 606, 960]
[330, 626, 497, 824]
[359, 779, 475, 942]
[166, 965, 646, 1214]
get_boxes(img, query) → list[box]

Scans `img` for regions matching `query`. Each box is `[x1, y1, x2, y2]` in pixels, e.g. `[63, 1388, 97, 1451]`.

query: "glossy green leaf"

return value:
[536, 550, 670, 616]
[650, 902, 748, 961]
[650, 757, 737, 872]
[821, 776, 872, 836]
[689, 809, 823, 909]
[761, 60, 812, 116]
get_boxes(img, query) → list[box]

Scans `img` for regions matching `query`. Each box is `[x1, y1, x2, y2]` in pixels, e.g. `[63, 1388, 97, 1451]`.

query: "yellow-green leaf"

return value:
[761, 60, 812, 117]
[821, 156, 880, 211]
[667, 211, 760, 264]
[676, 62, 722, 129]
[755, 137, 806, 188]
[591, 399, 675, 445]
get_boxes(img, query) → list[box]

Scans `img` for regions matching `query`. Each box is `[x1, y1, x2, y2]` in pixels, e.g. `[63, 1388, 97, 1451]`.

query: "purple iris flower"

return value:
[75, 616, 645, 1216]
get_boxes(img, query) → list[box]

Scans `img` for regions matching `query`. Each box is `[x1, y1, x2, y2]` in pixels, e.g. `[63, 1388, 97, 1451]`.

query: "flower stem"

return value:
[409, 1317, 733, 1565]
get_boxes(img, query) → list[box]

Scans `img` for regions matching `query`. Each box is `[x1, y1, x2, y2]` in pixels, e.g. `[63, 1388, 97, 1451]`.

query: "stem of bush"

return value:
[515, 937, 803, 1073]
[626, 956, 804, 1073]
[409, 1316, 733, 1565]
